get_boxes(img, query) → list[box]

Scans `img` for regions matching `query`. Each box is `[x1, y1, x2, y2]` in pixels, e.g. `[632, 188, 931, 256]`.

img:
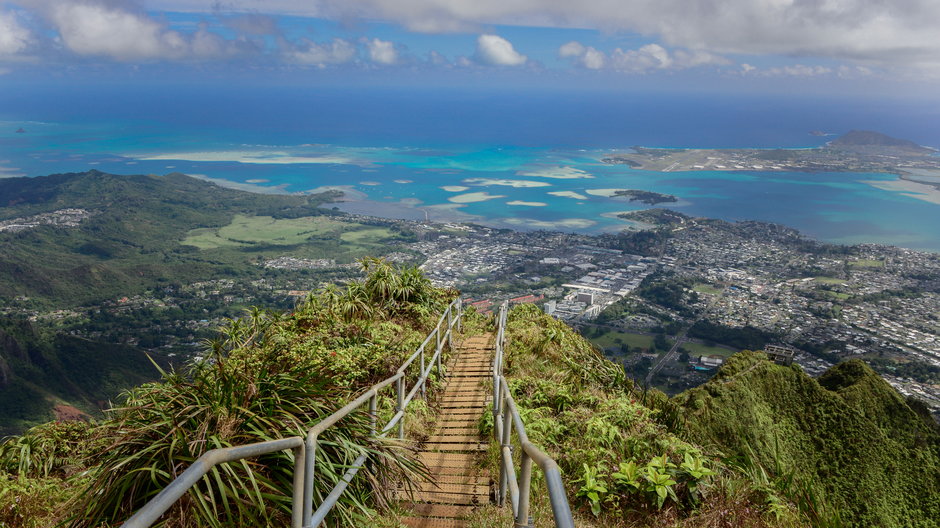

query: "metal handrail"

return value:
[120, 298, 463, 528]
[491, 301, 575, 528]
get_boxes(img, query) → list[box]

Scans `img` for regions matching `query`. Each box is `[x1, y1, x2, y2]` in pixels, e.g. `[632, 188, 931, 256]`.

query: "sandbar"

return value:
[448, 192, 507, 204]
[463, 178, 551, 188]
[503, 217, 597, 229]
[137, 150, 355, 165]
[861, 179, 940, 205]
[517, 166, 594, 179]
[441, 185, 470, 192]
[507, 200, 548, 207]
[585, 188, 624, 197]
[548, 190, 588, 200]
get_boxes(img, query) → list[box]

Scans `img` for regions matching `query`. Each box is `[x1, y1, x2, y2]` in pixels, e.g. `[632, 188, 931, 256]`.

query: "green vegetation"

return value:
[0, 318, 163, 435]
[612, 190, 678, 205]
[586, 328, 655, 352]
[0, 171, 340, 306]
[813, 277, 847, 285]
[497, 304, 805, 527]
[0, 259, 458, 527]
[688, 320, 776, 351]
[680, 341, 736, 358]
[675, 352, 940, 527]
[847, 259, 884, 269]
[0, 171, 427, 432]
[692, 283, 723, 295]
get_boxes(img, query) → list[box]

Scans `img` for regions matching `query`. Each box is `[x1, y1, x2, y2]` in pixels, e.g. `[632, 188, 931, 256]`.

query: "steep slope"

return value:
[0, 317, 163, 435]
[673, 351, 940, 527]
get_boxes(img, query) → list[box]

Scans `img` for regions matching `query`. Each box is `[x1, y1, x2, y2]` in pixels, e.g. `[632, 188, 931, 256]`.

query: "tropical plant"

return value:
[576, 463, 608, 516]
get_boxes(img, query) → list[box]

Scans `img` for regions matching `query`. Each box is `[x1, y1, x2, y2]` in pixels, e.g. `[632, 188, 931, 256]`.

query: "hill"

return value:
[0, 170, 340, 306]
[673, 351, 940, 527]
[828, 130, 933, 153]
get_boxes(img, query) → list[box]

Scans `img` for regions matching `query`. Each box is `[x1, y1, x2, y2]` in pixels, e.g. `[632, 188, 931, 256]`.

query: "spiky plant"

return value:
[66, 259, 456, 527]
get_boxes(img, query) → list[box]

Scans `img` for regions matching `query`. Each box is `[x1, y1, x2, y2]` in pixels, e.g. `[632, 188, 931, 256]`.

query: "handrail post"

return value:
[303, 433, 318, 527]
[292, 445, 306, 528]
[499, 381, 513, 508]
[436, 340, 443, 379]
[516, 452, 534, 528]
[368, 394, 377, 437]
[419, 345, 426, 400]
[396, 376, 405, 440]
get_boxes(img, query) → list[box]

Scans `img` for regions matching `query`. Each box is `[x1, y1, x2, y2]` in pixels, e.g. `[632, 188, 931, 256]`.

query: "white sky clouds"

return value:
[1, 0, 938, 81]
[163, 0, 940, 70]
[475, 34, 526, 66]
[366, 38, 398, 64]
[561, 41, 728, 73]
[50, 2, 189, 60]
[287, 38, 356, 66]
[0, 10, 32, 56]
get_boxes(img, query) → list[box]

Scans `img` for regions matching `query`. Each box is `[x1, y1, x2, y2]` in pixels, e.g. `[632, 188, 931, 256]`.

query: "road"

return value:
[645, 326, 691, 386]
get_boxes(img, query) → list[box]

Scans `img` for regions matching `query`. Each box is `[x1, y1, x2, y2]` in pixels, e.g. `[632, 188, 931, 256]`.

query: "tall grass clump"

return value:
[65, 258, 457, 527]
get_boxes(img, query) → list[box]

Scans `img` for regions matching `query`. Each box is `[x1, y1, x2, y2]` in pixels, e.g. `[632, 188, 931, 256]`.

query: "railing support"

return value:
[396, 376, 405, 440]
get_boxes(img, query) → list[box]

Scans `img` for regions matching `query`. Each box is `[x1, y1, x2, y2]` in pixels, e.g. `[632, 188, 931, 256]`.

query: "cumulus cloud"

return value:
[609, 44, 729, 72]
[287, 37, 356, 66]
[558, 41, 605, 69]
[201, 0, 940, 69]
[561, 41, 726, 73]
[366, 37, 397, 64]
[475, 34, 526, 66]
[48, 2, 192, 60]
[0, 9, 32, 56]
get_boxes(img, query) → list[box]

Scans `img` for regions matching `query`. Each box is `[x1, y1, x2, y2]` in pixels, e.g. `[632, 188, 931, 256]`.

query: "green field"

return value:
[820, 290, 852, 301]
[692, 283, 723, 295]
[590, 330, 657, 351]
[681, 341, 737, 357]
[339, 227, 396, 244]
[849, 259, 885, 269]
[183, 215, 350, 249]
[814, 276, 847, 285]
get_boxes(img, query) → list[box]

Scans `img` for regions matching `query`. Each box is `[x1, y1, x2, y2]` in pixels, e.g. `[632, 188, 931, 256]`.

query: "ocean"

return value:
[1, 83, 939, 251]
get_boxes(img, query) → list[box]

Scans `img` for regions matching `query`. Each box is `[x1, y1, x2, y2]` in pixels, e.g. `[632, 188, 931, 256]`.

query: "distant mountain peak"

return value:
[830, 130, 931, 152]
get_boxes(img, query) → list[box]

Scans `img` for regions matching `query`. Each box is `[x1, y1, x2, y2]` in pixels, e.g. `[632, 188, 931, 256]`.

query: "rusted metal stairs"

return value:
[398, 333, 494, 528]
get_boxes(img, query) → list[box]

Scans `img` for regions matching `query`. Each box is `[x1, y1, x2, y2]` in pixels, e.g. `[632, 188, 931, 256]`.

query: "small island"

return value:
[613, 189, 678, 205]
[14, 128, 25, 134]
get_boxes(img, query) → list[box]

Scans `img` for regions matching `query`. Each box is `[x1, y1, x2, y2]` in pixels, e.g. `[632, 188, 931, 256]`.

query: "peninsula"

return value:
[602, 130, 940, 178]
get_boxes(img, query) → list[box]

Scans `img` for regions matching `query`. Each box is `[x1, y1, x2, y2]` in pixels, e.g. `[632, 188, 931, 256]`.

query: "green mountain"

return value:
[674, 351, 940, 527]
[0, 170, 339, 306]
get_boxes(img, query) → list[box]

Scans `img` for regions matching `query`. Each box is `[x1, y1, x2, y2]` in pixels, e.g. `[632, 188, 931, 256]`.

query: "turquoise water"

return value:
[1, 87, 939, 252]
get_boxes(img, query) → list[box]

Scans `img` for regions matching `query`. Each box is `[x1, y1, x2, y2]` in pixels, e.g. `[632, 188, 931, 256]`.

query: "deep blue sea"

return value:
[1, 84, 939, 251]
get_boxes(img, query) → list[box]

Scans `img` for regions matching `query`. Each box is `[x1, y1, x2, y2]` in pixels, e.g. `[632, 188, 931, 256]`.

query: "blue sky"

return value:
[1, 0, 939, 98]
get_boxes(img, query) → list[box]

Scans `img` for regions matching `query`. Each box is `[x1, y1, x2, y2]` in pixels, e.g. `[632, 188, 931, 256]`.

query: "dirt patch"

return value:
[53, 404, 90, 422]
